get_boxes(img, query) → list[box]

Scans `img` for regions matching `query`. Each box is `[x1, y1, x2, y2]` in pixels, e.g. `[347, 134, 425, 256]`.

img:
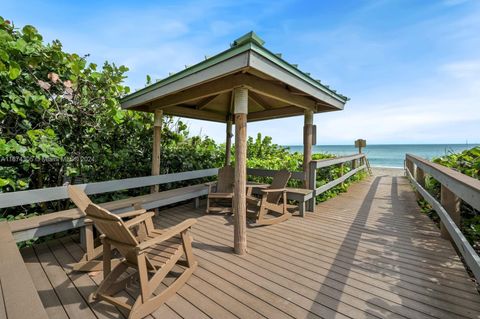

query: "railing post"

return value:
[307, 161, 317, 212]
[440, 185, 461, 240]
[415, 165, 425, 200]
[352, 159, 357, 169]
[405, 158, 413, 175]
[340, 163, 345, 187]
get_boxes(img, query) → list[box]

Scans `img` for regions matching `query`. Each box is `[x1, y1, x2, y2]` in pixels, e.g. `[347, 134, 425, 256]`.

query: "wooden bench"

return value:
[246, 168, 314, 217]
[3, 169, 219, 243]
[285, 187, 314, 217]
[9, 183, 209, 242]
[0, 222, 48, 319]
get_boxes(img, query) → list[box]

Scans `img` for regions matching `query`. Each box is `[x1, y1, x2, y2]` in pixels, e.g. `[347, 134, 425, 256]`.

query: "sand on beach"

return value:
[371, 167, 405, 176]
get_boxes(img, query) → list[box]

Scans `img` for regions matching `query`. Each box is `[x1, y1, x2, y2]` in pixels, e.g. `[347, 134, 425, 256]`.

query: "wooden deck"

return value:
[21, 175, 480, 318]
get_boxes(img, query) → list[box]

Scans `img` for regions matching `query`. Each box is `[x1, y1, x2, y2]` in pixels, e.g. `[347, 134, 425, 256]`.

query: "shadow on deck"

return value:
[21, 175, 480, 319]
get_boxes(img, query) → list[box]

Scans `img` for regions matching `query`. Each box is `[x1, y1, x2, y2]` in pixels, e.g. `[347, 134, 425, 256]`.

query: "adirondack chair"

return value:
[85, 203, 197, 319]
[68, 185, 149, 272]
[246, 169, 292, 225]
[205, 165, 234, 214]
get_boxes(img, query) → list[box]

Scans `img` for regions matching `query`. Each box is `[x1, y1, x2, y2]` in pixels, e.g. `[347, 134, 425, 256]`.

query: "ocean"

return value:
[286, 144, 479, 168]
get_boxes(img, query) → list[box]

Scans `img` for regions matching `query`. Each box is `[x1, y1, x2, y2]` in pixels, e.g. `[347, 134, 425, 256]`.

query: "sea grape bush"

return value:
[420, 146, 480, 250]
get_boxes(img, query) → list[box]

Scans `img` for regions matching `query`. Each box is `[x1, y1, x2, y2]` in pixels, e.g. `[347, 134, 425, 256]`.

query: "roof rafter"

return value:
[146, 73, 318, 113]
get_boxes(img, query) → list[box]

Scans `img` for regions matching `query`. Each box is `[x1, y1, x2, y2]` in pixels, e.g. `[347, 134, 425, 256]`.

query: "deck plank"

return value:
[162, 210, 480, 318]
[19, 174, 480, 319]
[33, 243, 97, 319]
[21, 247, 68, 319]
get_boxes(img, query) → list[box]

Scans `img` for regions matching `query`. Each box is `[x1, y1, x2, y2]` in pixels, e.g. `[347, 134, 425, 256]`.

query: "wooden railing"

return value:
[1, 156, 371, 243]
[1, 168, 219, 242]
[307, 153, 370, 210]
[0, 168, 219, 209]
[405, 154, 480, 282]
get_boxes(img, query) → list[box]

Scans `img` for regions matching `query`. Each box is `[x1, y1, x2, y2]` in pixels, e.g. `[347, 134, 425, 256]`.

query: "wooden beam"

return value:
[146, 75, 242, 111]
[247, 106, 304, 122]
[248, 91, 272, 110]
[242, 74, 316, 110]
[197, 94, 219, 110]
[164, 106, 225, 122]
[151, 110, 163, 192]
[233, 87, 248, 255]
[147, 73, 317, 113]
[248, 96, 265, 110]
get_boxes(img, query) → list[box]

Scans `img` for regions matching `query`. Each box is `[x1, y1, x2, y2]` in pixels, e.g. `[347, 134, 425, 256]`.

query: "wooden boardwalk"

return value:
[21, 175, 480, 318]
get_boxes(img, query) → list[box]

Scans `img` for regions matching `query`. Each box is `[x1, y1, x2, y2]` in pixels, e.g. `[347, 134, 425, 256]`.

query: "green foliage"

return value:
[0, 17, 225, 219]
[420, 146, 480, 248]
[433, 146, 480, 179]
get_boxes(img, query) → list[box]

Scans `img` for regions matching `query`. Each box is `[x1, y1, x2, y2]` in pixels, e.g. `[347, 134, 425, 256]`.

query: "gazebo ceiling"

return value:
[120, 32, 349, 123]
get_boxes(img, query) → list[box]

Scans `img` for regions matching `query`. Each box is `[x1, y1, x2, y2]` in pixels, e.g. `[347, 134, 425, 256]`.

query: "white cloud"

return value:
[441, 60, 480, 79]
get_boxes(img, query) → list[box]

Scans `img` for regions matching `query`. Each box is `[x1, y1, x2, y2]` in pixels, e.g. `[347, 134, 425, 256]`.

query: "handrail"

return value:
[0, 168, 219, 209]
[405, 154, 480, 283]
[307, 153, 370, 210]
[406, 154, 480, 211]
[312, 153, 365, 169]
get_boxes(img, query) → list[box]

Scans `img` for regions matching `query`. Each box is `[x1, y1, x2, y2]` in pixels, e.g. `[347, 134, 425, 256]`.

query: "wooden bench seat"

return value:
[285, 187, 314, 217]
[0, 222, 48, 319]
[10, 184, 208, 242]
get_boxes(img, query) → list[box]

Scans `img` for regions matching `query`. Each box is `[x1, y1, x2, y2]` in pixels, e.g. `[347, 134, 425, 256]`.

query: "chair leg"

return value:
[128, 265, 196, 319]
[205, 197, 210, 214]
[103, 239, 112, 278]
[93, 262, 128, 301]
[129, 246, 197, 319]
[181, 230, 196, 267]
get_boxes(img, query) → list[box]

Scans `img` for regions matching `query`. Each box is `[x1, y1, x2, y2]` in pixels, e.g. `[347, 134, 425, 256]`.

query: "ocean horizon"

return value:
[286, 144, 479, 168]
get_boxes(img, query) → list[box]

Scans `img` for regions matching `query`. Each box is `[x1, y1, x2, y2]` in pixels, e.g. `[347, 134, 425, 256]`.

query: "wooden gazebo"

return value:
[120, 31, 348, 255]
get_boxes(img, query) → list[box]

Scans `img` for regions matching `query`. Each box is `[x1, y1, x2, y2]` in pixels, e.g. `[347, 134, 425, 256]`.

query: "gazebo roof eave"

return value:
[120, 32, 349, 114]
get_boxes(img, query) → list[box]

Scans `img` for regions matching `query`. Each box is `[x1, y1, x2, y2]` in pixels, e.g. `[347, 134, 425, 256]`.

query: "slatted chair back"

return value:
[216, 165, 234, 193]
[267, 169, 291, 204]
[68, 185, 92, 213]
[85, 203, 139, 260]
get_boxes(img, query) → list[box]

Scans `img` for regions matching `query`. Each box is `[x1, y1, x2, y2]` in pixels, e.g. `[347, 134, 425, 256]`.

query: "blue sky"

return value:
[2, 0, 479, 145]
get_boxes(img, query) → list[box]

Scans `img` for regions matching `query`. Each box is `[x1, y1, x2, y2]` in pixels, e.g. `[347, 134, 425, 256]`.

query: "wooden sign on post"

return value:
[354, 139, 366, 153]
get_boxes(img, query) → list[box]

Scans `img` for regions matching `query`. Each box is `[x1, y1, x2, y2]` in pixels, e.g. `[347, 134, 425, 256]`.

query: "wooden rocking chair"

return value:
[205, 165, 234, 214]
[85, 203, 197, 319]
[246, 169, 292, 225]
[68, 185, 149, 272]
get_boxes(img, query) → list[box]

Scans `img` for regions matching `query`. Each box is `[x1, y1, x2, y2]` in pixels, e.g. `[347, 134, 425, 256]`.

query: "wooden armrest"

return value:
[117, 209, 147, 219]
[137, 218, 196, 252]
[261, 188, 287, 193]
[124, 212, 155, 228]
[247, 184, 269, 189]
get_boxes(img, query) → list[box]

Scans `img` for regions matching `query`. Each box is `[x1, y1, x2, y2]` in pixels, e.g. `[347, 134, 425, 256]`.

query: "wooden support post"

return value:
[307, 161, 317, 212]
[340, 163, 345, 187]
[415, 166, 425, 200]
[233, 87, 248, 255]
[225, 118, 233, 166]
[440, 185, 461, 240]
[405, 159, 414, 176]
[151, 110, 163, 193]
[303, 110, 314, 189]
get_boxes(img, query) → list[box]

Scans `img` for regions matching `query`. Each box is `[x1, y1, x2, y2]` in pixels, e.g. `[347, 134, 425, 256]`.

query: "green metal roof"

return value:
[121, 32, 349, 105]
